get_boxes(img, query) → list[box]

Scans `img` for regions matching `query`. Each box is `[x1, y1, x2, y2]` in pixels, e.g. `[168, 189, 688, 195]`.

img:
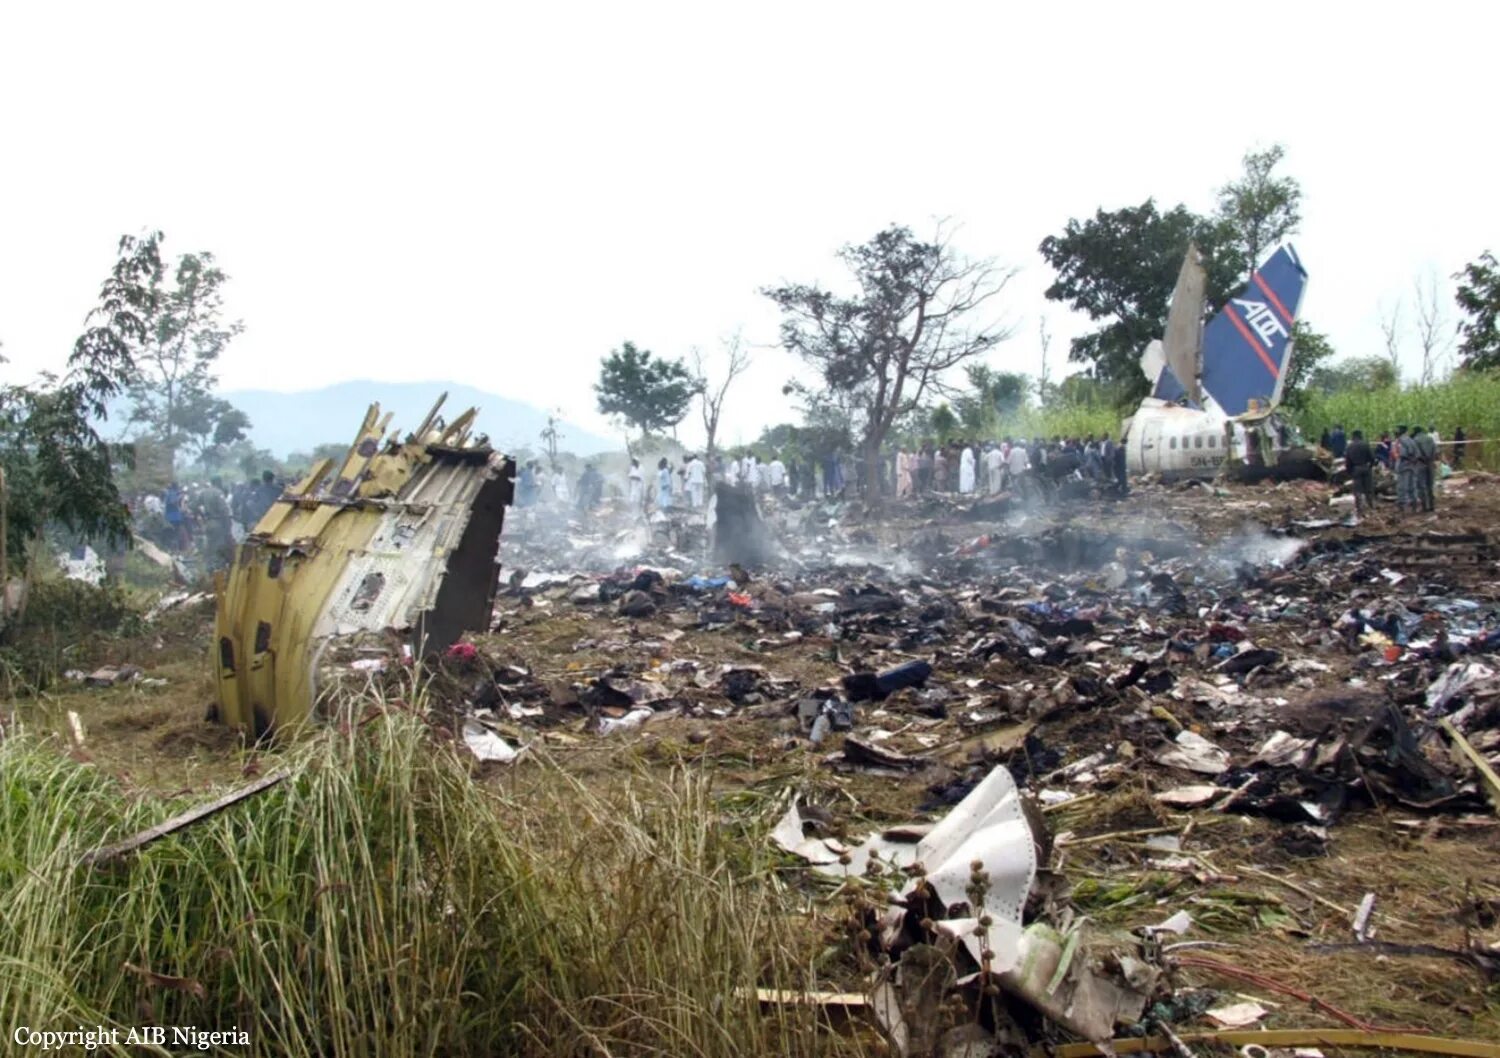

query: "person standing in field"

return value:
[1394, 426, 1417, 513]
[656, 457, 674, 510]
[1413, 426, 1437, 512]
[1345, 430, 1376, 517]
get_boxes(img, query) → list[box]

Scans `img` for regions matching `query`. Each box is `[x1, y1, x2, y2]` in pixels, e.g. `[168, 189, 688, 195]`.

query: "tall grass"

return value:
[1296, 374, 1500, 468]
[993, 404, 1122, 441]
[0, 700, 852, 1057]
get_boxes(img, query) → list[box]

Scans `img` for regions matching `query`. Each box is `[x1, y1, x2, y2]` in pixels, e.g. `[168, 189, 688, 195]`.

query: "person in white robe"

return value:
[958, 445, 976, 494]
[685, 454, 706, 507]
[985, 445, 1004, 494]
[627, 458, 644, 506]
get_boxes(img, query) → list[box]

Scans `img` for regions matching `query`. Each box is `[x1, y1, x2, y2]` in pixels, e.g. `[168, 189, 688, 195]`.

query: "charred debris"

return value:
[211, 415, 1500, 1051]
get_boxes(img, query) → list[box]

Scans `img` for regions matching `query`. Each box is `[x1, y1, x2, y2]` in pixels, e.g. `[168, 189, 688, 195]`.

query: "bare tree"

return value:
[540, 413, 563, 471]
[764, 223, 1016, 499]
[1379, 300, 1404, 383]
[691, 330, 752, 477]
[1413, 270, 1453, 387]
[1037, 317, 1053, 405]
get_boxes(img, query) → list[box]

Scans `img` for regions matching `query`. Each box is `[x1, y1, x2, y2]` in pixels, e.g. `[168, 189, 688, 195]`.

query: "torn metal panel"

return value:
[213, 394, 514, 736]
[784, 766, 1038, 974]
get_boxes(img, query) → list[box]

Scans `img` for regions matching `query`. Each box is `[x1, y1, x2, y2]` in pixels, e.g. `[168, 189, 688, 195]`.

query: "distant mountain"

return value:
[220, 381, 618, 459]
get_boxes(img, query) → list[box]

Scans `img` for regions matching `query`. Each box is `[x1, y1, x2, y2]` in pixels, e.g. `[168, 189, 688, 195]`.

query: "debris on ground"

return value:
[205, 467, 1500, 1046]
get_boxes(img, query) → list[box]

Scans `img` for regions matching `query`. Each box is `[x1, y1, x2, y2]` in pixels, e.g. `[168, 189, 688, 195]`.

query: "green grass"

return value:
[0, 695, 857, 1057]
[992, 403, 1122, 442]
[1296, 374, 1500, 468]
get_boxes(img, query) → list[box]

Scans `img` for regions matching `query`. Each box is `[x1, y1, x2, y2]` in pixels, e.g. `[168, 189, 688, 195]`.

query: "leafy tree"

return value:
[1455, 250, 1500, 370]
[954, 364, 1029, 436]
[1305, 354, 1398, 397]
[1039, 201, 1244, 391]
[1, 302, 138, 580]
[1279, 323, 1336, 409]
[594, 341, 698, 440]
[928, 402, 958, 443]
[765, 224, 1015, 497]
[235, 444, 280, 481]
[1216, 144, 1302, 278]
[98, 233, 248, 461]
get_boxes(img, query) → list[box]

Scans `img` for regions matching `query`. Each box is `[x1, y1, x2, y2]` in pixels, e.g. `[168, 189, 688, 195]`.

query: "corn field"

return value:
[1295, 375, 1500, 469]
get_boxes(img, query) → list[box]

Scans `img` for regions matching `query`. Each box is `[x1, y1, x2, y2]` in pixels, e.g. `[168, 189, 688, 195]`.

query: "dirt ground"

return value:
[14, 472, 1500, 1046]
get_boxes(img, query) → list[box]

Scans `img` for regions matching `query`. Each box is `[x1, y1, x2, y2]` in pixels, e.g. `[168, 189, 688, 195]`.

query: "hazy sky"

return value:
[2, 2, 1496, 449]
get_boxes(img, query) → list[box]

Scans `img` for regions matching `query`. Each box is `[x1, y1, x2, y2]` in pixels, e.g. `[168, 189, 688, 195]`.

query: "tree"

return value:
[1305, 355, 1399, 397]
[691, 331, 751, 471]
[955, 364, 1029, 435]
[928, 402, 958, 443]
[1412, 271, 1453, 386]
[1216, 144, 1302, 278]
[594, 341, 698, 440]
[1036, 317, 1054, 405]
[1455, 251, 1500, 370]
[540, 414, 563, 470]
[1278, 323, 1336, 409]
[765, 223, 1015, 497]
[1379, 300, 1404, 382]
[1038, 201, 1244, 392]
[0, 280, 141, 581]
[98, 233, 248, 461]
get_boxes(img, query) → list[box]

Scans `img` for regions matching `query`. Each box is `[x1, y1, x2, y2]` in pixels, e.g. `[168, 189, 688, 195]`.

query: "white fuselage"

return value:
[1124, 401, 1239, 480]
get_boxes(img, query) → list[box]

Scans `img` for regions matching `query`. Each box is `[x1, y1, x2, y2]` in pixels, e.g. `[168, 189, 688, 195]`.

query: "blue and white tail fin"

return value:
[1200, 245, 1308, 417]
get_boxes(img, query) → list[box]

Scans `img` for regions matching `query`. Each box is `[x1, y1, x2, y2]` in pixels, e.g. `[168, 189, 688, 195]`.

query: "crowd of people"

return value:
[131, 470, 287, 571]
[510, 434, 1134, 521]
[892, 436, 1128, 499]
[1330, 423, 1470, 516]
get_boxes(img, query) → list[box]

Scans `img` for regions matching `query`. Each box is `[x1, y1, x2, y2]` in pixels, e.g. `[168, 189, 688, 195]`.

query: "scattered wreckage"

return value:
[213, 396, 514, 736]
[199, 394, 1500, 1048]
[448, 472, 1500, 1052]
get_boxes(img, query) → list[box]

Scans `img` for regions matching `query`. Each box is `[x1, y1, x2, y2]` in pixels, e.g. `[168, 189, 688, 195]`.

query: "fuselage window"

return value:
[1170, 437, 1177, 450]
[1195, 435, 1203, 449]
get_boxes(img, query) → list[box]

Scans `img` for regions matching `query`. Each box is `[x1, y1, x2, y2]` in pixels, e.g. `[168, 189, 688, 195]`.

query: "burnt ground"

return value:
[18, 471, 1500, 1045]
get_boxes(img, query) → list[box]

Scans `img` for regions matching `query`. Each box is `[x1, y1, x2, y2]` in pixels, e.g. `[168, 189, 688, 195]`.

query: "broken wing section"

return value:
[214, 396, 514, 737]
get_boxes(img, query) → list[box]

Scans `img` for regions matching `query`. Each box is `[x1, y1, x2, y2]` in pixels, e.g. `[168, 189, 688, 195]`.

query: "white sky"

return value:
[2, 1, 1496, 449]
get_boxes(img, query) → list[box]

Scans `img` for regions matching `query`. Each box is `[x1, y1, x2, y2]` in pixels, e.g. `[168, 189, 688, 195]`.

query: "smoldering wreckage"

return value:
[98, 394, 1500, 1056]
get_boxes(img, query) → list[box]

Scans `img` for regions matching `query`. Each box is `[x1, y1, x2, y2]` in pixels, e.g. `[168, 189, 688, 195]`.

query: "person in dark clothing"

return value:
[1329, 424, 1347, 459]
[576, 464, 603, 512]
[1113, 436, 1129, 495]
[1344, 430, 1376, 515]
[1454, 426, 1467, 468]
[245, 470, 281, 526]
[1319, 428, 1332, 451]
[1413, 426, 1437, 512]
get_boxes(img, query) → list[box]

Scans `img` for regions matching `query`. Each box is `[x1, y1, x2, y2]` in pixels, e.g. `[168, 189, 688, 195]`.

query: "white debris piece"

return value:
[1144, 910, 1193, 935]
[1426, 661, 1496, 713]
[1205, 1000, 1269, 1027]
[1153, 784, 1223, 808]
[1252, 730, 1316, 768]
[597, 706, 654, 735]
[769, 803, 845, 866]
[792, 767, 1036, 974]
[59, 546, 106, 586]
[1154, 730, 1230, 775]
[461, 721, 518, 763]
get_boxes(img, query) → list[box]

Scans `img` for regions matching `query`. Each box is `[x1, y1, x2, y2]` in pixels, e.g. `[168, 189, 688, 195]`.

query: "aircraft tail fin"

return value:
[1199, 245, 1308, 417]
